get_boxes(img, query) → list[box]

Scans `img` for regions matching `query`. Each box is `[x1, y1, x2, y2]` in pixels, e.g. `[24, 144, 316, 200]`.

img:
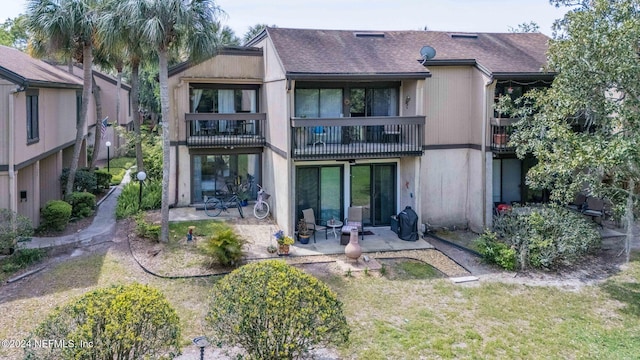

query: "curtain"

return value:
[242, 90, 257, 135]
[193, 156, 203, 202]
[218, 89, 235, 133]
[191, 89, 203, 132]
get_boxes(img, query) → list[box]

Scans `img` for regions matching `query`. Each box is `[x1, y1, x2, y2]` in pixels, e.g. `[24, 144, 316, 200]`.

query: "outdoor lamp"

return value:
[192, 336, 209, 360]
[105, 141, 112, 172]
[137, 171, 147, 210]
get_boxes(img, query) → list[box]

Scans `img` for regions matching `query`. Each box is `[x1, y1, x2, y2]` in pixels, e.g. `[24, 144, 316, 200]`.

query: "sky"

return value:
[2, 0, 568, 38]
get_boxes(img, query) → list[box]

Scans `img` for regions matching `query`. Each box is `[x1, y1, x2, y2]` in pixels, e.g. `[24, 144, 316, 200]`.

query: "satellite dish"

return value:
[419, 45, 436, 64]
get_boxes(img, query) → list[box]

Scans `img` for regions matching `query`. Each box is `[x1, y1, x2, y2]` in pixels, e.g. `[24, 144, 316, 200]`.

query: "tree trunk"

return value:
[158, 49, 170, 243]
[115, 63, 123, 155]
[65, 44, 92, 197]
[89, 73, 103, 169]
[130, 60, 144, 172]
[625, 179, 635, 264]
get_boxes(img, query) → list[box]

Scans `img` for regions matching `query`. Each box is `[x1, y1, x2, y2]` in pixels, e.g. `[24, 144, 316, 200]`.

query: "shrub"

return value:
[199, 223, 245, 267]
[115, 180, 162, 219]
[40, 200, 72, 232]
[475, 230, 517, 271]
[65, 192, 96, 219]
[1, 249, 45, 274]
[490, 204, 601, 270]
[206, 260, 350, 359]
[94, 169, 112, 190]
[60, 168, 97, 195]
[0, 209, 33, 252]
[134, 213, 161, 241]
[25, 283, 181, 360]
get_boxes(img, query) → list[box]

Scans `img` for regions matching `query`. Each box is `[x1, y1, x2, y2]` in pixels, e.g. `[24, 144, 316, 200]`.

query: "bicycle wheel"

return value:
[236, 202, 244, 218]
[253, 201, 270, 219]
[204, 198, 222, 217]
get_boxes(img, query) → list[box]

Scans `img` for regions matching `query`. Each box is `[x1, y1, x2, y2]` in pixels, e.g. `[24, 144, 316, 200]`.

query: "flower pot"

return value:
[278, 244, 290, 256]
[298, 234, 310, 244]
[493, 134, 508, 145]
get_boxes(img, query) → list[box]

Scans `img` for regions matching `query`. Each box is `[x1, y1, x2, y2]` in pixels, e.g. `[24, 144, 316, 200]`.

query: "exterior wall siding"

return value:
[0, 84, 13, 164]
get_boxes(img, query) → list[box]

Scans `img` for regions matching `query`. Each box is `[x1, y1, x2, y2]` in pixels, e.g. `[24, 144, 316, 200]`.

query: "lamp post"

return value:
[105, 141, 111, 173]
[137, 171, 146, 210]
[192, 336, 209, 360]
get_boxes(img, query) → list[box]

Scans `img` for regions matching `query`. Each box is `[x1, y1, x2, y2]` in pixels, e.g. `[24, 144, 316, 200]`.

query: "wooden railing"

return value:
[185, 113, 266, 147]
[291, 116, 425, 159]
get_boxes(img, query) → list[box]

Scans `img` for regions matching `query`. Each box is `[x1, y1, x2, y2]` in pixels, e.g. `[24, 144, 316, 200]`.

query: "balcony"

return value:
[490, 117, 518, 153]
[185, 113, 266, 148]
[291, 116, 425, 160]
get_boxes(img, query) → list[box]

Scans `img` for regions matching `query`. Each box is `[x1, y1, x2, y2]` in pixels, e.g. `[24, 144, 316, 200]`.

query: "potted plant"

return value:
[237, 189, 250, 207]
[274, 230, 294, 256]
[297, 219, 311, 244]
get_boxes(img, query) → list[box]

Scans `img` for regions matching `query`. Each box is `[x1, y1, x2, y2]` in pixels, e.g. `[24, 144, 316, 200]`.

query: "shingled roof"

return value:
[262, 28, 551, 79]
[0, 45, 83, 89]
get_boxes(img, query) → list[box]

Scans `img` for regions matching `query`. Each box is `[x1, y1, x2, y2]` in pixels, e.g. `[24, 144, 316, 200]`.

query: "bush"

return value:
[60, 168, 97, 195]
[489, 204, 601, 270]
[94, 169, 112, 190]
[24, 283, 181, 360]
[134, 213, 161, 241]
[199, 223, 245, 267]
[1, 249, 45, 274]
[115, 180, 162, 219]
[0, 209, 33, 252]
[475, 230, 517, 271]
[65, 192, 96, 219]
[206, 260, 350, 359]
[40, 200, 72, 232]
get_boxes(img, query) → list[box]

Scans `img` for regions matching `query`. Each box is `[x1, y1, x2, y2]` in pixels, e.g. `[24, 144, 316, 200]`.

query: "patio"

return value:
[168, 206, 434, 259]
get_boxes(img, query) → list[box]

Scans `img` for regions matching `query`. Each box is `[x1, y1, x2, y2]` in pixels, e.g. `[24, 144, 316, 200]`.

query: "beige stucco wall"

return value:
[92, 75, 132, 161]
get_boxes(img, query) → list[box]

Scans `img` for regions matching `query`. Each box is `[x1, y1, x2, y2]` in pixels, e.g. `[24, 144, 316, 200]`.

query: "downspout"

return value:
[8, 85, 24, 215]
[481, 77, 495, 228]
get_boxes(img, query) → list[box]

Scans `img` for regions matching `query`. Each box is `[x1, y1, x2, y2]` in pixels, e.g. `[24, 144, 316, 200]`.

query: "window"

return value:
[26, 89, 39, 143]
[189, 85, 259, 114]
[350, 87, 398, 117]
[294, 88, 343, 118]
[76, 91, 82, 125]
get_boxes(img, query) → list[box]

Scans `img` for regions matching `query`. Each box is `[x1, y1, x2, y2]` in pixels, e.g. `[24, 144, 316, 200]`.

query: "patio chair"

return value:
[302, 208, 327, 242]
[567, 193, 587, 212]
[383, 124, 401, 143]
[343, 206, 364, 240]
[312, 126, 326, 147]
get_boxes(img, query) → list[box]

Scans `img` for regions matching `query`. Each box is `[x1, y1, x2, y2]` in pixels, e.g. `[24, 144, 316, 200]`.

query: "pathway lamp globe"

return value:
[137, 171, 147, 210]
[105, 141, 112, 173]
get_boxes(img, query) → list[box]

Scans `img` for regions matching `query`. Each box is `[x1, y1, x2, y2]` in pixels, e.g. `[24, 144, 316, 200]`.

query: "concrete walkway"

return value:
[18, 171, 131, 250]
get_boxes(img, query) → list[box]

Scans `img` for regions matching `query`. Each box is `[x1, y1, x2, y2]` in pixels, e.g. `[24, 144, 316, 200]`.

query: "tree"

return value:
[206, 260, 350, 359]
[27, 0, 98, 197]
[121, 0, 222, 242]
[0, 15, 29, 50]
[243, 23, 270, 44]
[508, 21, 540, 33]
[504, 0, 640, 262]
[25, 283, 181, 359]
[214, 21, 241, 46]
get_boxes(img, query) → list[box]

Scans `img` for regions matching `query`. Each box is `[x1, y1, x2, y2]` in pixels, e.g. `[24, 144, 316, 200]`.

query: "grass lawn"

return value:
[100, 156, 135, 185]
[1, 243, 639, 359]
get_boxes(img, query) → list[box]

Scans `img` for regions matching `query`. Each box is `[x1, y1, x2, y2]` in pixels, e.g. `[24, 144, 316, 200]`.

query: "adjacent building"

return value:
[169, 28, 553, 235]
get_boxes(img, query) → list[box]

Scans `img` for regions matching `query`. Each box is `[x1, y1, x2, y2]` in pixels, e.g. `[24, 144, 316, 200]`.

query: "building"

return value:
[168, 28, 552, 235]
[0, 45, 85, 226]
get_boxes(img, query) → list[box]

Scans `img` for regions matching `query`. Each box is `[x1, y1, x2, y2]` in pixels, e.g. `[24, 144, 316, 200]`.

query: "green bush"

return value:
[40, 200, 72, 232]
[490, 204, 601, 270]
[60, 168, 97, 195]
[134, 213, 161, 241]
[24, 283, 181, 360]
[94, 169, 112, 190]
[65, 192, 96, 219]
[199, 223, 245, 267]
[1, 249, 45, 275]
[115, 180, 162, 219]
[0, 209, 33, 252]
[475, 230, 517, 271]
[206, 260, 350, 359]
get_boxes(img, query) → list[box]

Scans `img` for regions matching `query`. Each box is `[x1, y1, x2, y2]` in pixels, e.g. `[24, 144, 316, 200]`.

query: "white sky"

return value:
[2, 0, 568, 38]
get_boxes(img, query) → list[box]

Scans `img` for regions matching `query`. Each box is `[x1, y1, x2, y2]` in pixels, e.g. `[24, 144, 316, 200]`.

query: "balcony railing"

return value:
[291, 116, 424, 159]
[490, 117, 518, 153]
[185, 113, 266, 147]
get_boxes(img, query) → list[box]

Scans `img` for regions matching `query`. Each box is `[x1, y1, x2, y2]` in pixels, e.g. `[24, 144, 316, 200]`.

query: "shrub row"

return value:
[115, 180, 162, 219]
[477, 204, 601, 270]
[60, 167, 113, 194]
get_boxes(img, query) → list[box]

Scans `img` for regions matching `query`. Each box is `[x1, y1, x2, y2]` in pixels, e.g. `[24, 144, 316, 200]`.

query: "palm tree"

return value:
[121, 0, 221, 242]
[27, 0, 99, 196]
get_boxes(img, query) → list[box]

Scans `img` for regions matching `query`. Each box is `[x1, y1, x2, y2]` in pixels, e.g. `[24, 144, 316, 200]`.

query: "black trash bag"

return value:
[397, 206, 418, 241]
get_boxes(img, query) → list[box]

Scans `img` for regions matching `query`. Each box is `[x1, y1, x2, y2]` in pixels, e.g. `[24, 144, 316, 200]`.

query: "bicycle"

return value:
[253, 184, 270, 219]
[204, 191, 245, 218]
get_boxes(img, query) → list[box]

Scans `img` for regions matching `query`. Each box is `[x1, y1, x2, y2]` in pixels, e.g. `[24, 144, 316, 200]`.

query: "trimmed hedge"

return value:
[41, 200, 72, 232]
[95, 170, 112, 190]
[66, 192, 96, 219]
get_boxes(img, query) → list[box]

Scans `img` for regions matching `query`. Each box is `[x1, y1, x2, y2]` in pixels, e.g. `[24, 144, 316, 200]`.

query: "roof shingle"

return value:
[0, 45, 83, 88]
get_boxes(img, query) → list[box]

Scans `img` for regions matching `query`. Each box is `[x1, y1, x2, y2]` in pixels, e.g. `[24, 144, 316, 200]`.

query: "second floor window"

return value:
[189, 86, 259, 114]
[295, 88, 343, 118]
[26, 89, 39, 143]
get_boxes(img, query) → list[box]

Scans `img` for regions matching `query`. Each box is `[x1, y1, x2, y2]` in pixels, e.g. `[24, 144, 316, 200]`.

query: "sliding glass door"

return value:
[350, 163, 396, 226]
[296, 166, 343, 222]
